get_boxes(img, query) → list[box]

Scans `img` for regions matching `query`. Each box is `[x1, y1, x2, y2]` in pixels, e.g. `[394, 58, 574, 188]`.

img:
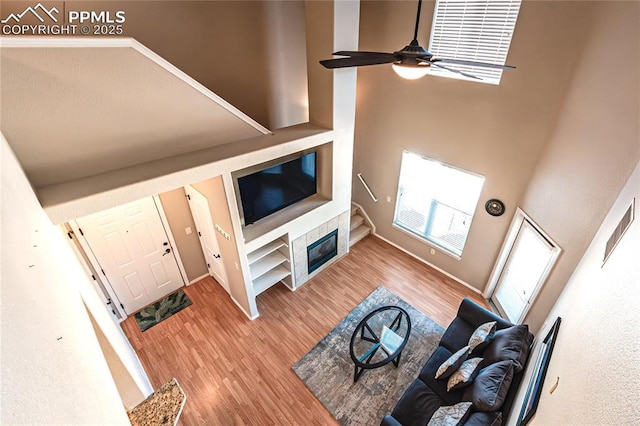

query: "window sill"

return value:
[392, 223, 462, 261]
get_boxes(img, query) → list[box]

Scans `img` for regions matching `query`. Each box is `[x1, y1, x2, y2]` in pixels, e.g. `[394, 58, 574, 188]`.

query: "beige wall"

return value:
[518, 1, 640, 331]
[192, 176, 249, 314]
[510, 160, 640, 425]
[62, 0, 309, 130]
[158, 188, 208, 282]
[1, 135, 131, 424]
[305, 0, 334, 129]
[352, 1, 595, 291]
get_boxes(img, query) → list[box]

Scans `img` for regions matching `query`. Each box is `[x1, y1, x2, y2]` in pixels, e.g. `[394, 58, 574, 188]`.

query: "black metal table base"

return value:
[349, 305, 412, 383]
[353, 350, 403, 382]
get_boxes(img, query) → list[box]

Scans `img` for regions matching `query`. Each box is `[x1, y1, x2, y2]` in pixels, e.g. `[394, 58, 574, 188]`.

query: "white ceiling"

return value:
[0, 38, 268, 188]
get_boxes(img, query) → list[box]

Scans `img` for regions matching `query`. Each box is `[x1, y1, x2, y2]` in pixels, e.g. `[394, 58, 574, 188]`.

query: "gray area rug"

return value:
[292, 286, 445, 425]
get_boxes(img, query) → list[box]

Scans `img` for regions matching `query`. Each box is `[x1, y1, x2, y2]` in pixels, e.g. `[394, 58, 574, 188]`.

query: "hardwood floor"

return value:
[121, 236, 487, 425]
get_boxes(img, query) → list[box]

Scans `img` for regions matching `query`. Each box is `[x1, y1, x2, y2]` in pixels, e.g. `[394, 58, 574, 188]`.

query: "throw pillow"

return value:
[427, 401, 473, 426]
[447, 357, 483, 392]
[482, 325, 532, 371]
[463, 360, 515, 412]
[435, 346, 470, 379]
[468, 321, 497, 353]
[464, 411, 503, 426]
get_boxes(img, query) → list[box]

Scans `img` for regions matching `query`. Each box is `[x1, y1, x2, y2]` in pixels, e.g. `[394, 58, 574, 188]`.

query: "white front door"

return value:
[185, 185, 229, 293]
[491, 218, 560, 323]
[75, 197, 184, 314]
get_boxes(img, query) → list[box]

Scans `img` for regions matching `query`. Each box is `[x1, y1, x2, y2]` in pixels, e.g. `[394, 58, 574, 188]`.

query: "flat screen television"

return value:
[238, 152, 317, 225]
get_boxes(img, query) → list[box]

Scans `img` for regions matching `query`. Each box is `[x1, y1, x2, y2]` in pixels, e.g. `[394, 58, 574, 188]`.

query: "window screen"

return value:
[393, 151, 484, 256]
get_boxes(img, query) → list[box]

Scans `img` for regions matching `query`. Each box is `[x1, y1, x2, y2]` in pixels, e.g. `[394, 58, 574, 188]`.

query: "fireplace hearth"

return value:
[307, 229, 338, 273]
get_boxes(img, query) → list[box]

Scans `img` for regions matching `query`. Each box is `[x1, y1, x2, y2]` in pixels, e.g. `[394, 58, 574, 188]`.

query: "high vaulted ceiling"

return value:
[0, 38, 269, 188]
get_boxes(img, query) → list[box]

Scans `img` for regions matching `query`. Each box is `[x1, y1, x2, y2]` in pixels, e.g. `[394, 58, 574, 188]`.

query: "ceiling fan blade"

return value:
[320, 53, 396, 69]
[332, 50, 394, 57]
[431, 62, 482, 80]
[434, 58, 515, 70]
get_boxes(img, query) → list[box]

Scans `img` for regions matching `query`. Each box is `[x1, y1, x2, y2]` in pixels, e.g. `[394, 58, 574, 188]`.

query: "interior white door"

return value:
[185, 185, 229, 293]
[76, 197, 184, 314]
[492, 219, 558, 323]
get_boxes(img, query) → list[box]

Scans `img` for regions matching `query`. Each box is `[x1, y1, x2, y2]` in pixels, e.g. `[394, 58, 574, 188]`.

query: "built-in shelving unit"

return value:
[247, 235, 292, 296]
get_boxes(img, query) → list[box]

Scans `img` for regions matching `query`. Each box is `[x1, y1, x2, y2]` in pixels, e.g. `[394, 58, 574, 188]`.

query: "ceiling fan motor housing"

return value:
[395, 39, 433, 65]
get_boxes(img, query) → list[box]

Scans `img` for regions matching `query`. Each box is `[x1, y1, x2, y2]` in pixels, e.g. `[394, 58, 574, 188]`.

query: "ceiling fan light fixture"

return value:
[392, 62, 430, 80]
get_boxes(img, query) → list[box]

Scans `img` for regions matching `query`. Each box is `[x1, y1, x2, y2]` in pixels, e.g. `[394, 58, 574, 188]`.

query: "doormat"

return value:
[134, 289, 192, 332]
[292, 286, 444, 425]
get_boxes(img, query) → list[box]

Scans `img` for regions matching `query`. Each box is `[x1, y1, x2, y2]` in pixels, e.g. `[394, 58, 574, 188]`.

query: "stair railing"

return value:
[357, 173, 378, 202]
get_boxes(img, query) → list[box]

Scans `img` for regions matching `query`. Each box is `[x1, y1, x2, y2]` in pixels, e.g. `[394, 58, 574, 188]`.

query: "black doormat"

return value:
[134, 289, 192, 332]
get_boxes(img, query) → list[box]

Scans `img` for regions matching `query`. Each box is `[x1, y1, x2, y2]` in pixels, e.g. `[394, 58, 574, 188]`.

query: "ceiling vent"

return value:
[603, 198, 635, 265]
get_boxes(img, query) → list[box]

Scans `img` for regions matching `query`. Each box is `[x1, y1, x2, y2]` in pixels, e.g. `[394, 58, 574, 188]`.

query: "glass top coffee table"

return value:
[349, 305, 412, 382]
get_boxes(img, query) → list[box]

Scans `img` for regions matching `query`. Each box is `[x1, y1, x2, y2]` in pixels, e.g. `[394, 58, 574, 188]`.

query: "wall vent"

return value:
[603, 198, 635, 265]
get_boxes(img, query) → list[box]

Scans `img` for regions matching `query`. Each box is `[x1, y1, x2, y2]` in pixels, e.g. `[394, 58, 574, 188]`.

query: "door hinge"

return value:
[91, 274, 96, 281]
[120, 303, 124, 310]
[198, 231, 202, 237]
[101, 269, 106, 275]
[67, 231, 74, 239]
[207, 263, 211, 268]
[78, 228, 84, 236]
[187, 194, 191, 200]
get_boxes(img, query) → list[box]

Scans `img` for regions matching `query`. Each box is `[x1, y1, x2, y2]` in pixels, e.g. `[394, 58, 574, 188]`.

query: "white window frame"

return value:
[392, 151, 484, 258]
[427, 0, 522, 85]
[484, 208, 562, 323]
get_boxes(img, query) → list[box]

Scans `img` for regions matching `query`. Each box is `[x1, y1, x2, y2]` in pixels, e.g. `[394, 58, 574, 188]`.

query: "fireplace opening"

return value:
[307, 229, 338, 273]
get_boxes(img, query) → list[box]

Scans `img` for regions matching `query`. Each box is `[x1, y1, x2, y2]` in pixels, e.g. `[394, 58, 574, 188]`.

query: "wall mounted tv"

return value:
[238, 152, 317, 225]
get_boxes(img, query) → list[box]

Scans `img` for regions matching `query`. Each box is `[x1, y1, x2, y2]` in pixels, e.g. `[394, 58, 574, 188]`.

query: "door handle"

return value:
[214, 254, 221, 259]
[163, 248, 171, 256]
[163, 242, 169, 246]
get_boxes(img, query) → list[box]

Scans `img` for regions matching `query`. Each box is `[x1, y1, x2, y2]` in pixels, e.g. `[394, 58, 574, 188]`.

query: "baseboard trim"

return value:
[232, 296, 259, 321]
[189, 273, 210, 285]
[373, 233, 481, 295]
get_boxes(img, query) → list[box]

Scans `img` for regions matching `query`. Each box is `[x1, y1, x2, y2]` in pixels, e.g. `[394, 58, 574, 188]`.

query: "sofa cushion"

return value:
[440, 317, 477, 352]
[419, 346, 468, 404]
[464, 411, 503, 426]
[468, 321, 497, 354]
[463, 360, 514, 412]
[447, 357, 483, 392]
[391, 379, 445, 426]
[481, 325, 532, 372]
[436, 345, 470, 379]
[427, 401, 472, 426]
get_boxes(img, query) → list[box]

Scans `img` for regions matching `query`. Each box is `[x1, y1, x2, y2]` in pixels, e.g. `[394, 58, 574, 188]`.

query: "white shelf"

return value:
[253, 266, 291, 295]
[250, 251, 288, 280]
[247, 239, 288, 265]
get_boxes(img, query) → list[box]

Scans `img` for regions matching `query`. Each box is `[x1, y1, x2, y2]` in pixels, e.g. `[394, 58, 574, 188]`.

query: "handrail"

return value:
[357, 173, 378, 202]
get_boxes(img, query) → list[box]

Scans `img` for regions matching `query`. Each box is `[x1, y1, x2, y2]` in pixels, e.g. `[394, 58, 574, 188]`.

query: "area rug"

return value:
[134, 289, 192, 332]
[292, 286, 445, 425]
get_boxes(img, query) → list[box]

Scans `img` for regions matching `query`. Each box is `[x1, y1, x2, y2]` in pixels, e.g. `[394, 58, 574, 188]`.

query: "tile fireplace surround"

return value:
[291, 210, 350, 286]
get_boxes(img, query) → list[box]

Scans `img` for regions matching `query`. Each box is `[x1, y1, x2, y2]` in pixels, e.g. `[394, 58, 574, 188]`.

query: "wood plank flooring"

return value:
[121, 236, 487, 425]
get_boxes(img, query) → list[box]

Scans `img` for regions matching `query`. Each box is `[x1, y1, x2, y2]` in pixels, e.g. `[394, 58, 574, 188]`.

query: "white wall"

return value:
[518, 1, 639, 332]
[509, 160, 640, 425]
[0, 134, 139, 424]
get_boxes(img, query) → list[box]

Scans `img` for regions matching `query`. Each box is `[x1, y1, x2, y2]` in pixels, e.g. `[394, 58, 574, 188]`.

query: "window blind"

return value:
[427, 0, 522, 84]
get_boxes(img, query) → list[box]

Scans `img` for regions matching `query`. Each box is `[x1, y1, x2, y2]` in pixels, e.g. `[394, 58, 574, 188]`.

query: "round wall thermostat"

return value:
[485, 199, 505, 216]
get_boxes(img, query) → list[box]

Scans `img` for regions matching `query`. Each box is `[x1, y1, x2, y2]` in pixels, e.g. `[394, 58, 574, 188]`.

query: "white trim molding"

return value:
[373, 233, 482, 295]
[153, 195, 189, 287]
[189, 273, 210, 286]
[0, 37, 271, 136]
[484, 208, 562, 323]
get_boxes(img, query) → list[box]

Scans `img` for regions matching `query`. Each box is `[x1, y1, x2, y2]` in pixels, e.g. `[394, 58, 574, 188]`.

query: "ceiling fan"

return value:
[319, 0, 515, 80]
